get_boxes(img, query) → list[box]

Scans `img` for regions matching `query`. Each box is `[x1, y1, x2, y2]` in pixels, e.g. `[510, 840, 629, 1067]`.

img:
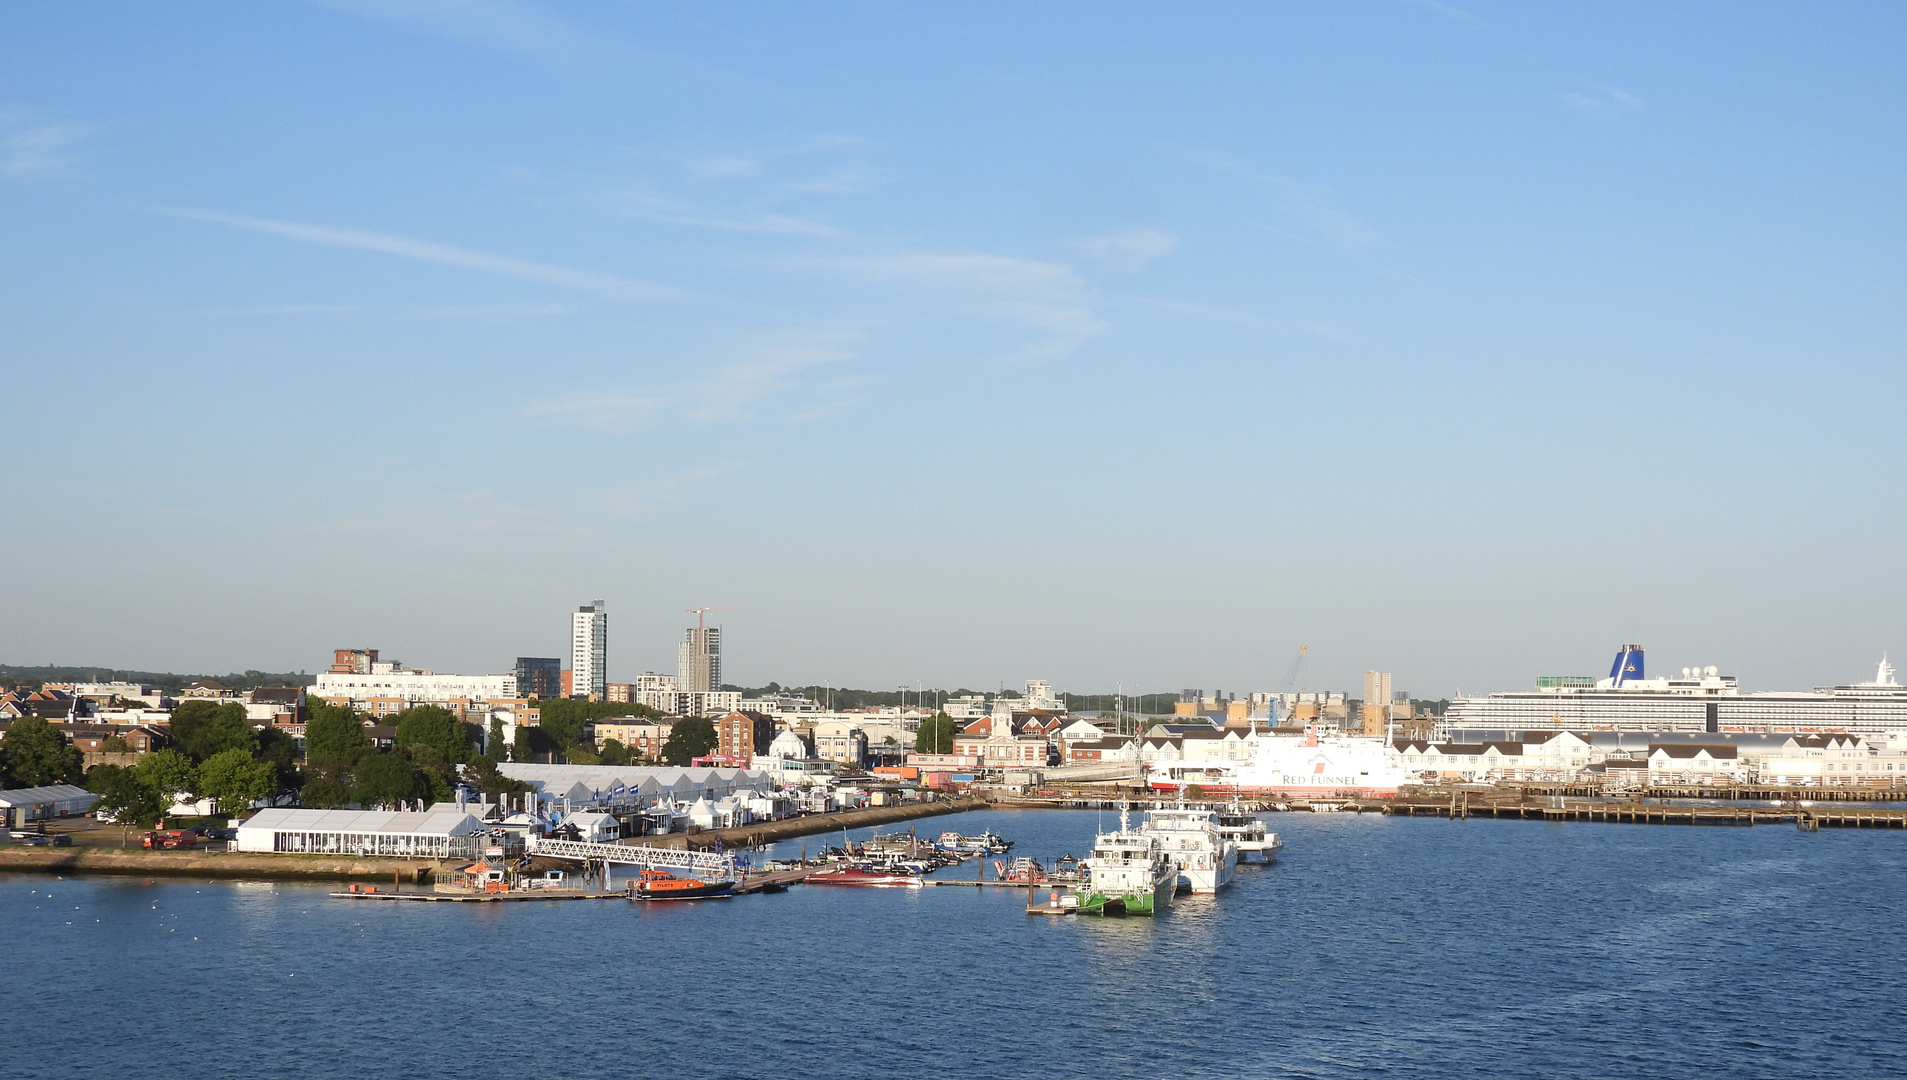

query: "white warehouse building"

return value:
[236, 807, 486, 858]
[311, 669, 517, 706]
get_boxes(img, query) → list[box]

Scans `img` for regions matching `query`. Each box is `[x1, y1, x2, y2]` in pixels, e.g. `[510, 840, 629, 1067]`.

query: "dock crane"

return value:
[685, 606, 743, 628]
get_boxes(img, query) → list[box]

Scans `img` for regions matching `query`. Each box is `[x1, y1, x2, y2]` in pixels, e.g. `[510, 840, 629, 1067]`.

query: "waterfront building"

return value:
[812, 720, 869, 764]
[515, 657, 563, 700]
[1446, 647, 1907, 735]
[236, 807, 484, 857]
[1066, 736, 1139, 763]
[0, 784, 99, 827]
[714, 710, 776, 763]
[677, 625, 721, 693]
[571, 600, 607, 700]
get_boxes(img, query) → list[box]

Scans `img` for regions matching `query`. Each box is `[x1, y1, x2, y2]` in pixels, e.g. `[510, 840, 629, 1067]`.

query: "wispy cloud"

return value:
[164, 207, 687, 301]
[607, 189, 840, 236]
[1179, 149, 1388, 254]
[808, 251, 1103, 358]
[1071, 229, 1179, 271]
[196, 301, 575, 318]
[526, 339, 855, 434]
[1565, 86, 1646, 120]
[313, 0, 597, 70]
[1399, 0, 1483, 26]
[1, 120, 93, 178]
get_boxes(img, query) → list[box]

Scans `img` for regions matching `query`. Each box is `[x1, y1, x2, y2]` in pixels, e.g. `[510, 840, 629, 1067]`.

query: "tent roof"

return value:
[238, 807, 483, 837]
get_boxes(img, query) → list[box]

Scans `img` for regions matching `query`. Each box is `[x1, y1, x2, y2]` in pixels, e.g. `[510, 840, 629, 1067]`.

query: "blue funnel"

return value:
[1608, 645, 1644, 687]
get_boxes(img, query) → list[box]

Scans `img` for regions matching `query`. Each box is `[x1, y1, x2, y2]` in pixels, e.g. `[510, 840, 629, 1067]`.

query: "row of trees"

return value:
[84, 699, 295, 825]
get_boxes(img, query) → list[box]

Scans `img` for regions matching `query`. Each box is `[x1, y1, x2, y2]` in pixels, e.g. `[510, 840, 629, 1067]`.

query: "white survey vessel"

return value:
[1140, 805, 1238, 894]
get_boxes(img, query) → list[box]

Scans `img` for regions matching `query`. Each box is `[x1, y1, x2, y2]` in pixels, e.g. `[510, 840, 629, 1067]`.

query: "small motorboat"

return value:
[630, 868, 735, 901]
[804, 865, 924, 888]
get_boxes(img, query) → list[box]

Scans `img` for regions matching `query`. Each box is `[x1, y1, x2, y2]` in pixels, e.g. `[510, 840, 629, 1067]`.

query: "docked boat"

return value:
[1150, 727, 1408, 798]
[804, 866, 925, 888]
[994, 856, 1049, 883]
[1214, 800, 1283, 863]
[935, 830, 1013, 854]
[1142, 805, 1238, 894]
[1077, 806, 1177, 917]
[629, 868, 735, 901]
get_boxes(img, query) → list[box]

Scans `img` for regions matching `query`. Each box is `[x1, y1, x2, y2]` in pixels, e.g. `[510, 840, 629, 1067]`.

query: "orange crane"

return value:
[685, 606, 743, 628]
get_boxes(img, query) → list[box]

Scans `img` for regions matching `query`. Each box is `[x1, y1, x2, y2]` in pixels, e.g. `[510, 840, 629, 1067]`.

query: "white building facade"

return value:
[571, 600, 607, 699]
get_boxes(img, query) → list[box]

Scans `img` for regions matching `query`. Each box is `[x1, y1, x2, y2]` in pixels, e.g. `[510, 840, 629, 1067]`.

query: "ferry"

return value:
[1077, 806, 1177, 917]
[1141, 806, 1238, 894]
[1150, 728, 1409, 798]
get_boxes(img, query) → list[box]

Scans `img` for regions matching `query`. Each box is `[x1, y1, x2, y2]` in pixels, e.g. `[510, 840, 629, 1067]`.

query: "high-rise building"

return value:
[1362, 671, 1393, 736]
[678, 626, 721, 693]
[514, 657, 563, 700]
[571, 600, 607, 699]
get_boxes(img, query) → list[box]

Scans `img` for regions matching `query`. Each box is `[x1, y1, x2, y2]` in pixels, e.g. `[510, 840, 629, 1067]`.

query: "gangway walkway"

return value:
[526, 836, 737, 876]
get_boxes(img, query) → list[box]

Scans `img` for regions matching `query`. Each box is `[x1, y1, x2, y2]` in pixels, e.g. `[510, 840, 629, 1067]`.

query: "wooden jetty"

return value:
[1382, 795, 1907, 829]
[330, 888, 624, 902]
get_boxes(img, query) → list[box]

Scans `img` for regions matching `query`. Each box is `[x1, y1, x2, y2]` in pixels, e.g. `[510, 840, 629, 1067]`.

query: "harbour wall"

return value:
[0, 847, 446, 883]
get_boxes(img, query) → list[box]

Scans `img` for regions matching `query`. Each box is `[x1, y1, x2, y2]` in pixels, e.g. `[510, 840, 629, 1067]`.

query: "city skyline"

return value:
[3, 4, 1902, 695]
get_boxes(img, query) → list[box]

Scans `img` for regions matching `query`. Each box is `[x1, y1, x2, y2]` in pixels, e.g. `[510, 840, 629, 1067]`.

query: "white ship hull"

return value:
[1150, 734, 1409, 798]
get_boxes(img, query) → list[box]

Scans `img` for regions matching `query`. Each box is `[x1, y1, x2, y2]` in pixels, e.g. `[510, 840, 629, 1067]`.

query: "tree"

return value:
[86, 764, 163, 831]
[197, 748, 276, 815]
[464, 753, 529, 801]
[100, 735, 131, 754]
[254, 726, 300, 789]
[133, 750, 197, 811]
[659, 717, 717, 766]
[599, 738, 629, 766]
[299, 776, 352, 809]
[393, 705, 472, 764]
[511, 725, 536, 764]
[915, 712, 957, 755]
[352, 751, 429, 809]
[304, 701, 371, 760]
[169, 700, 255, 761]
[487, 716, 506, 758]
[530, 698, 659, 749]
[402, 744, 457, 803]
[1, 713, 84, 786]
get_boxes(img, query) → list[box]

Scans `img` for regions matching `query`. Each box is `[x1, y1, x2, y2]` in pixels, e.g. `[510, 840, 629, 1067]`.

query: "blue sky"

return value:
[2, 2, 1903, 696]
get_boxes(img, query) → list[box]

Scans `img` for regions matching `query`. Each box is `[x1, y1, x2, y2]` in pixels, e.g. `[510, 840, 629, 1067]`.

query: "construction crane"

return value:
[1279, 644, 1310, 694]
[685, 606, 743, 628]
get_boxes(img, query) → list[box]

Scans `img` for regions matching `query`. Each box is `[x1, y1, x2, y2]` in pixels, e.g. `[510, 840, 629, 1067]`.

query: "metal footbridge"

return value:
[524, 836, 737, 876]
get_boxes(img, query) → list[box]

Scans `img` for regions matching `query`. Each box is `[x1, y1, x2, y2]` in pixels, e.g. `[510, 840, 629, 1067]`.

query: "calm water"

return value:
[4, 809, 1905, 1079]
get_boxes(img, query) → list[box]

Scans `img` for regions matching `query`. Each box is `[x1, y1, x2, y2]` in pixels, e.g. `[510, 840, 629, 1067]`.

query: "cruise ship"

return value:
[1444, 646, 1907, 735]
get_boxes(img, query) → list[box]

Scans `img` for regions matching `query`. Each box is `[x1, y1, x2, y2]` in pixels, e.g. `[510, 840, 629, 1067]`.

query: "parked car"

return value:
[10, 833, 50, 846]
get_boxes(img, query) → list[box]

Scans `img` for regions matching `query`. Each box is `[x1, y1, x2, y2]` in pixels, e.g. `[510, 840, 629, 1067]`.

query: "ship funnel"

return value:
[1609, 645, 1645, 687]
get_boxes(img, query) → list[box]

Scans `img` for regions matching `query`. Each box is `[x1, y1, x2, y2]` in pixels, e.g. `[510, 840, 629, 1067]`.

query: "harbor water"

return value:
[4, 809, 1905, 1079]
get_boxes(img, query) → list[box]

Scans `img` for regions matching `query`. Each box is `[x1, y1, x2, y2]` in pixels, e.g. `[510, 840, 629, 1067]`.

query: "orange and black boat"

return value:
[629, 868, 735, 901]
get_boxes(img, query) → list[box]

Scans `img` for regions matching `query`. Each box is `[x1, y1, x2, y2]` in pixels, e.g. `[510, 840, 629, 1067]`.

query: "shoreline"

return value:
[0, 798, 990, 882]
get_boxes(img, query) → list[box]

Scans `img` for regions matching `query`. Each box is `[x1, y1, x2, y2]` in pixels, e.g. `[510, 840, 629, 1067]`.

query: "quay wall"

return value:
[0, 847, 446, 882]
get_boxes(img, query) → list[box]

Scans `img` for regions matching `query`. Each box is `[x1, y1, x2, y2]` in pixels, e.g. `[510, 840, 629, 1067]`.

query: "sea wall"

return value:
[0, 847, 444, 883]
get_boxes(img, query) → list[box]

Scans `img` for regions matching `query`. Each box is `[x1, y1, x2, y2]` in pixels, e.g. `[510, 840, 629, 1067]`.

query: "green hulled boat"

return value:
[1077, 805, 1177, 917]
